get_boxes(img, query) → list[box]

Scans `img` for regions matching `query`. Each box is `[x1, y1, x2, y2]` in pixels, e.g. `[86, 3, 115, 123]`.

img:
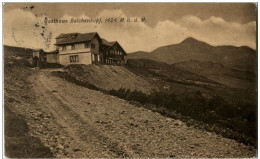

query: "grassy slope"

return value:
[126, 59, 256, 102]
[173, 60, 257, 90]
[64, 64, 154, 94]
[125, 59, 257, 146]
[4, 59, 53, 158]
[126, 59, 221, 85]
[4, 45, 34, 58]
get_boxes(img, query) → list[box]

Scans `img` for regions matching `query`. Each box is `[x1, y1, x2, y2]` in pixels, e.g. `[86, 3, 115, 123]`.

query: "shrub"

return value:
[208, 95, 225, 111]
[147, 91, 165, 106]
[125, 90, 148, 104]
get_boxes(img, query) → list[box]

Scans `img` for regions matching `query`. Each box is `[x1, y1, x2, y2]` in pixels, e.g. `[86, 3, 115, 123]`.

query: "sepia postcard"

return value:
[3, 2, 257, 158]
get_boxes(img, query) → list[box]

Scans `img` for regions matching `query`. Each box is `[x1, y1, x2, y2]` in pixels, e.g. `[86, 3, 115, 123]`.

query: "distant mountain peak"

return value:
[181, 37, 208, 45]
[183, 37, 197, 41]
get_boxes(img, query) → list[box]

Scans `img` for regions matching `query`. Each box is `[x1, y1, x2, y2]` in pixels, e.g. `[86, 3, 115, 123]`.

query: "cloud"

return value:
[3, 8, 256, 53]
[4, 9, 51, 49]
[174, 15, 256, 49]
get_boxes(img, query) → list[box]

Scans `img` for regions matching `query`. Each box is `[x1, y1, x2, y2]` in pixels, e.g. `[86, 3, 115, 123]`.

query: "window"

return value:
[70, 55, 79, 63]
[71, 34, 77, 38]
[91, 44, 95, 49]
[85, 43, 89, 48]
[71, 44, 75, 50]
[61, 46, 66, 51]
[53, 54, 57, 59]
[92, 54, 95, 61]
[33, 51, 39, 58]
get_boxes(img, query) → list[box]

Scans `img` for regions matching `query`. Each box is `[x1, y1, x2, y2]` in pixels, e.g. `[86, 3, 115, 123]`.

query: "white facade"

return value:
[58, 38, 100, 66]
[59, 52, 92, 66]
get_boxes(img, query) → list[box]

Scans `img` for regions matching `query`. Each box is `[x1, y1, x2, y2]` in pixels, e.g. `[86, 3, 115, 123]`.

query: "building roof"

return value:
[102, 38, 127, 55]
[33, 49, 42, 51]
[101, 38, 117, 46]
[55, 32, 99, 45]
[55, 32, 127, 55]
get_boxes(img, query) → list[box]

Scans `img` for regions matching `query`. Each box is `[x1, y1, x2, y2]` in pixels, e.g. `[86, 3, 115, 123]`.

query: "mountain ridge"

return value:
[127, 37, 257, 71]
[128, 37, 256, 54]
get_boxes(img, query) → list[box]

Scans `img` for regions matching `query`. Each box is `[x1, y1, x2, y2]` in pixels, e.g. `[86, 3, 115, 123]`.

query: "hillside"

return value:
[125, 59, 256, 103]
[4, 53, 257, 154]
[4, 42, 257, 154]
[4, 60, 54, 158]
[4, 45, 34, 58]
[126, 51, 148, 59]
[5, 59, 255, 157]
[127, 37, 257, 72]
[124, 58, 257, 146]
[63, 64, 154, 94]
[50, 59, 257, 147]
[173, 60, 257, 90]
[126, 59, 221, 86]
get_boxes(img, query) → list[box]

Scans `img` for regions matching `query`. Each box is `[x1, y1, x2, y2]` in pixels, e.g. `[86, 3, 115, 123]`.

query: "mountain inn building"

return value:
[53, 32, 127, 66]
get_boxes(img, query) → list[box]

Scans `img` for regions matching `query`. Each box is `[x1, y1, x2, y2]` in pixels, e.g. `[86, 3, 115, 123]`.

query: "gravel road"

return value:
[14, 69, 256, 158]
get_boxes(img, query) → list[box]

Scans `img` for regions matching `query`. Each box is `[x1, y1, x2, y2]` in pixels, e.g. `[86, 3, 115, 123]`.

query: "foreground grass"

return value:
[5, 106, 53, 158]
[4, 59, 54, 158]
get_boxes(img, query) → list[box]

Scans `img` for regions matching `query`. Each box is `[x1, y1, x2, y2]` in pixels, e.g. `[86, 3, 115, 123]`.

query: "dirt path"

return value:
[18, 69, 256, 158]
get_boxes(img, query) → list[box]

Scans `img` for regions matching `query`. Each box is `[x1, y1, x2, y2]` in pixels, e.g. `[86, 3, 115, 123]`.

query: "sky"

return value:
[3, 3, 257, 53]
